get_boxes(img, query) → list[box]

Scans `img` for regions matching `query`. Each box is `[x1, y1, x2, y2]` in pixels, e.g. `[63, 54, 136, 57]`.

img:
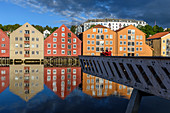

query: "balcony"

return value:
[24, 54, 30, 57]
[24, 34, 30, 37]
[24, 41, 30, 44]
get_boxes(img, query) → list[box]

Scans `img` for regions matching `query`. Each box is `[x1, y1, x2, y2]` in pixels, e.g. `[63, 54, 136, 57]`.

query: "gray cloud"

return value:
[2, 0, 170, 28]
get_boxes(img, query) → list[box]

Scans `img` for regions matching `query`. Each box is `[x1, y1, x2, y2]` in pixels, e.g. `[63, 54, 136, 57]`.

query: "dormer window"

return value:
[26, 25, 28, 27]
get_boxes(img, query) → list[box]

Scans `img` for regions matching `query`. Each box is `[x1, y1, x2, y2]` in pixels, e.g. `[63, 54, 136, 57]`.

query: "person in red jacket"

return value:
[101, 50, 106, 56]
[105, 49, 112, 56]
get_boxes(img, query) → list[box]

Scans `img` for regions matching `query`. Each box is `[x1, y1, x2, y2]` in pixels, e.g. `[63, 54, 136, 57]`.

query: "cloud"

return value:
[1, 0, 170, 27]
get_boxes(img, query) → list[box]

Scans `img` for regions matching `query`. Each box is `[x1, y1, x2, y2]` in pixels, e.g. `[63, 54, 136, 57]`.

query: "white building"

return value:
[43, 30, 51, 38]
[77, 18, 147, 34]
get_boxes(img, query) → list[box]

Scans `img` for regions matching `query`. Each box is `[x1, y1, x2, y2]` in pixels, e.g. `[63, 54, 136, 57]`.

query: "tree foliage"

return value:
[137, 25, 164, 39]
[70, 25, 76, 34]
[0, 24, 59, 34]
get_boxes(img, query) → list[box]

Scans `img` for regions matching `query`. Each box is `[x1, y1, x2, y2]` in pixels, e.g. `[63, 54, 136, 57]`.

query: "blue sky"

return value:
[0, 0, 170, 28]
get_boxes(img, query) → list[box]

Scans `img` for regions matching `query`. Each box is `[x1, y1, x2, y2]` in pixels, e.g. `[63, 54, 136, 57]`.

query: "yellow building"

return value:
[9, 65, 44, 102]
[116, 25, 152, 56]
[147, 32, 170, 56]
[82, 25, 116, 56]
[10, 22, 44, 60]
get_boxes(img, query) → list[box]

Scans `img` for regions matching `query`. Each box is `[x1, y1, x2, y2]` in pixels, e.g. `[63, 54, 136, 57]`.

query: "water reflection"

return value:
[83, 73, 133, 99]
[44, 67, 81, 99]
[9, 65, 44, 101]
[0, 65, 133, 102]
[0, 67, 9, 93]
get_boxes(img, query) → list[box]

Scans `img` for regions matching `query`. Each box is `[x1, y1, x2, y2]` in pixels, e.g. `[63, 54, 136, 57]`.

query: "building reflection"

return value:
[9, 65, 44, 102]
[44, 67, 81, 99]
[83, 73, 133, 99]
[0, 67, 9, 93]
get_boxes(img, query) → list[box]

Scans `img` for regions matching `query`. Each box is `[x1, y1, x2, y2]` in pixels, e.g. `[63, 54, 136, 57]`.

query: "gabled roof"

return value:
[115, 26, 129, 32]
[0, 29, 9, 38]
[147, 32, 170, 40]
[93, 25, 107, 28]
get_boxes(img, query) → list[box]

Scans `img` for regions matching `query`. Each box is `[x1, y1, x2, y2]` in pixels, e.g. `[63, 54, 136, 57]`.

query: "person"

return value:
[101, 50, 106, 56]
[108, 50, 112, 56]
[105, 49, 109, 56]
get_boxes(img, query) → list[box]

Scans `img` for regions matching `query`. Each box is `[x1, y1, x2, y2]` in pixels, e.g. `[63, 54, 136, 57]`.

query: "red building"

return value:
[44, 24, 82, 57]
[44, 67, 81, 99]
[0, 67, 9, 93]
[0, 29, 10, 57]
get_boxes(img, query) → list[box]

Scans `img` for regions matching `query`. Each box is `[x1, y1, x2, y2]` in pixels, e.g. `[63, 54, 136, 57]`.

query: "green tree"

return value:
[51, 27, 58, 33]
[70, 25, 76, 34]
[89, 24, 96, 29]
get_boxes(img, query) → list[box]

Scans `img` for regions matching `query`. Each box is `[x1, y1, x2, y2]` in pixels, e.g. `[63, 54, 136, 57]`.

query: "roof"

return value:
[0, 29, 9, 37]
[115, 26, 129, 32]
[93, 25, 107, 28]
[147, 32, 170, 40]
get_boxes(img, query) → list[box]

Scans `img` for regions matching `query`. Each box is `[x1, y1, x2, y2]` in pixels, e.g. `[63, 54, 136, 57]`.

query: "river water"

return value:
[0, 65, 170, 113]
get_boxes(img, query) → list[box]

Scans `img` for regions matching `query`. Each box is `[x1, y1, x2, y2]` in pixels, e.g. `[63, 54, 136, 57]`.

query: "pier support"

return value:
[125, 89, 152, 113]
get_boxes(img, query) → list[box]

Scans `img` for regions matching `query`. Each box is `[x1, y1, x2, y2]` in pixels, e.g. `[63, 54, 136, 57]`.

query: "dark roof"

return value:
[147, 32, 170, 40]
[115, 26, 130, 32]
[93, 25, 107, 28]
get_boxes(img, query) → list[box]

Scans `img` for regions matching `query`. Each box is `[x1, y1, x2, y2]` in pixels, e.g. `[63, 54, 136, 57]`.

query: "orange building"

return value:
[0, 67, 9, 93]
[116, 25, 152, 56]
[81, 25, 116, 56]
[82, 74, 133, 99]
[44, 67, 81, 99]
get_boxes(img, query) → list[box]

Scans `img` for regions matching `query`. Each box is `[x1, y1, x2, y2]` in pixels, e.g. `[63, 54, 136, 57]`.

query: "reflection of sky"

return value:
[0, 85, 170, 113]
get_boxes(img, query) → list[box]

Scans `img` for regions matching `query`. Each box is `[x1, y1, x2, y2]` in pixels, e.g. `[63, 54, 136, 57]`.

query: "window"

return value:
[106, 35, 109, 39]
[92, 34, 94, 38]
[62, 33, 65, 37]
[120, 35, 122, 39]
[47, 50, 51, 54]
[61, 44, 65, 48]
[15, 37, 18, 41]
[106, 41, 108, 45]
[92, 41, 94, 44]
[120, 47, 123, 51]
[140, 47, 142, 51]
[2, 38, 5, 41]
[20, 37, 22, 41]
[1, 44, 5, 47]
[62, 27, 65, 31]
[136, 35, 139, 39]
[140, 36, 143, 40]
[73, 38, 76, 43]
[163, 40, 165, 43]
[25, 37, 29, 41]
[36, 38, 39, 41]
[1, 50, 5, 53]
[73, 44, 76, 48]
[163, 52, 165, 54]
[62, 50, 65, 54]
[62, 38, 65, 42]
[124, 41, 126, 45]
[36, 51, 39, 55]
[110, 41, 113, 45]
[73, 50, 76, 54]
[96, 35, 100, 39]
[120, 41, 122, 45]
[68, 39, 71, 43]
[140, 41, 143, 45]
[20, 44, 22, 48]
[87, 47, 90, 50]
[104, 29, 108, 32]
[110, 35, 113, 39]
[132, 36, 135, 40]
[67, 51, 71, 55]
[20, 30, 22, 33]
[68, 33, 71, 37]
[73, 69, 76, 74]
[32, 31, 35, 33]
[68, 45, 71, 49]
[132, 48, 134, 52]
[132, 42, 135, 46]
[53, 50, 57, 54]
[53, 44, 57, 48]
[36, 44, 38, 48]
[128, 29, 131, 34]
[136, 42, 139, 45]
[32, 38, 35, 41]
[25, 30, 29, 34]
[96, 47, 99, 51]
[53, 38, 57, 42]
[124, 47, 126, 51]
[110, 47, 112, 51]
[87, 34, 90, 38]
[32, 51, 35, 55]
[47, 44, 51, 48]
[128, 36, 131, 40]
[124, 35, 126, 39]
[15, 44, 18, 48]
[123, 54, 126, 56]
[87, 40, 90, 44]
[132, 30, 135, 34]
[136, 53, 139, 56]
[26, 25, 28, 27]
[54, 33, 57, 36]
[93, 29, 96, 32]
[91, 47, 94, 51]
[163, 46, 165, 49]
[136, 47, 139, 51]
